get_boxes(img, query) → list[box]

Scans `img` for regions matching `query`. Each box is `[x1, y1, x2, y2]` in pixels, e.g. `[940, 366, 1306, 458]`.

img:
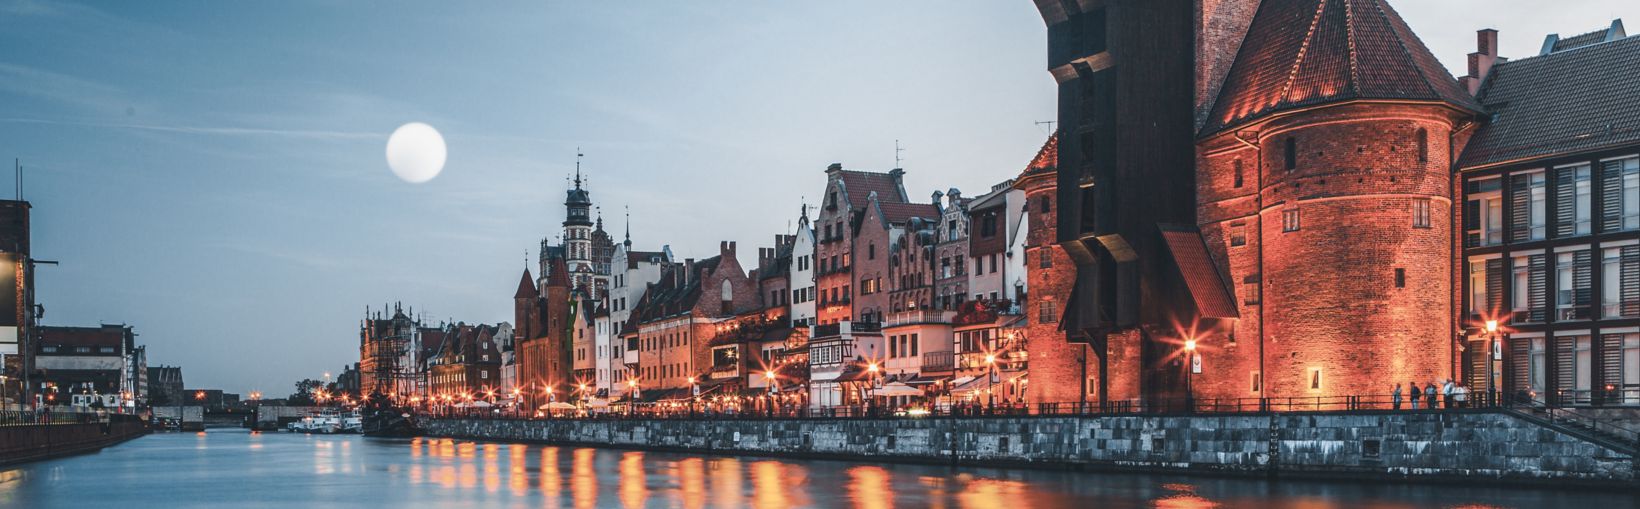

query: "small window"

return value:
[1412, 198, 1432, 228]
[1038, 249, 1052, 269]
[1230, 223, 1247, 247]
[1308, 367, 1323, 391]
[1394, 268, 1406, 288]
[1233, 158, 1244, 188]
[1250, 371, 1262, 393]
[1039, 196, 1051, 213]
[1284, 137, 1298, 171]
[1282, 209, 1301, 232]
[869, 244, 876, 260]
[1038, 302, 1058, 324]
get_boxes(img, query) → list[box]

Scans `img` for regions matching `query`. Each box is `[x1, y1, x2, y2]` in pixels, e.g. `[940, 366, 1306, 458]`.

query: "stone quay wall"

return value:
[423, 410, 1637, 487]
[0, 419, 147, 467]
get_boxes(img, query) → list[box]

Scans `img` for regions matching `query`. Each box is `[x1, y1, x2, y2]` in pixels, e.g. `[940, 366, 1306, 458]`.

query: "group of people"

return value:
[1392, 379, 1471, 410]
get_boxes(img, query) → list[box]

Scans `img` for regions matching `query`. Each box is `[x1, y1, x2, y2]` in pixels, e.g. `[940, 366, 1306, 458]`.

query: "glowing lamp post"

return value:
[984, 354, 998, 413]
[1183, 339, 1198, 413]
[686, 376, 698, 417]
[866, 363, 880, 415]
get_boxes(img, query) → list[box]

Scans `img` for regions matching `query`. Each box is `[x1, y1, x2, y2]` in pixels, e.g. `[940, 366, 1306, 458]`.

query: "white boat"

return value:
[340, 409, 363, 434]
[289, 409, 345, 434]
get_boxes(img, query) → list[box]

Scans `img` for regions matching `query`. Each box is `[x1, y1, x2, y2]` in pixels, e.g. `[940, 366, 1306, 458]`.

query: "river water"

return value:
[0, 429, 1632, 508]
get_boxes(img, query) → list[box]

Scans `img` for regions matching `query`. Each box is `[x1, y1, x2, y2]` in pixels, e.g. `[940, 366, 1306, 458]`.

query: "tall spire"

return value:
[623, 205, 632, 248]
[574, 147, 584, 189]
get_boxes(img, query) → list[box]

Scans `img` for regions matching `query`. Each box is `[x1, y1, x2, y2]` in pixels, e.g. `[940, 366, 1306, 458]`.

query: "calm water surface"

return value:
[0, 429, 1632, 508]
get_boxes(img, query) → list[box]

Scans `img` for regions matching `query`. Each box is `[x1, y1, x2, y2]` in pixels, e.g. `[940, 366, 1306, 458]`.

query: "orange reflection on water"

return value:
[508, 444, 528, 496]
[708, 457, 742, 509]
[846, 465, 893, 509]
[673, 457, 707, 509]
[481, 443, 500, 492]
[619, 451, 648, 509]
[542, 447, 563, 509]
[1155, 483, 1218, 509]
[573, 447, 598, 509]
[751, 461, 801, 509]
[918, 475, 950, 509]
[955, 476, 1028, 509]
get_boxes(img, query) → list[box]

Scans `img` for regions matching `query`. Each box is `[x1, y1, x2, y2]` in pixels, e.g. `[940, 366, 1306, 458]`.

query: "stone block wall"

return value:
[424, 410, 1635, 486]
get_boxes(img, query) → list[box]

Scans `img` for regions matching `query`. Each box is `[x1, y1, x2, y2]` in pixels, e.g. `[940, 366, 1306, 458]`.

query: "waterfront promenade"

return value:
[416, 403, 1640, 488]
[2, 429, 1636, 508]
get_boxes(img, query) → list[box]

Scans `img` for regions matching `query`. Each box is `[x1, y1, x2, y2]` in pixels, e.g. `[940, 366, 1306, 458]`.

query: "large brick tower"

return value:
[1016, 134, 1091, 406]
[1195, 0, 1483, 399]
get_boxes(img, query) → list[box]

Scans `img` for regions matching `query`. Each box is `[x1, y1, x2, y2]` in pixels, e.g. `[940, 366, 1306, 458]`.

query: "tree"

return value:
[287, 378, 324, 406]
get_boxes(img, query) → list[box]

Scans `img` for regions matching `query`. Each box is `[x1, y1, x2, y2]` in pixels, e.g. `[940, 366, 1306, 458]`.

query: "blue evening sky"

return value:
[1, 1, 1633, 395]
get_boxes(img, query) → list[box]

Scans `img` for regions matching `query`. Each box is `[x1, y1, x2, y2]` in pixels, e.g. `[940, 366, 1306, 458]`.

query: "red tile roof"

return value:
[1160, 227, 1239, 319]
[877, 202, 940, 225]
[513, 268, 536, 299]
[1202, 0, 1482, 136]
[837, 170, 906, 208]
[1019, 133, 1057, 179]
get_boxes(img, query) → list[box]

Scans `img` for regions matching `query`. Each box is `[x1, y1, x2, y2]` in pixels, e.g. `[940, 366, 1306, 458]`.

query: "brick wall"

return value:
[1197, 103, 1462, 400]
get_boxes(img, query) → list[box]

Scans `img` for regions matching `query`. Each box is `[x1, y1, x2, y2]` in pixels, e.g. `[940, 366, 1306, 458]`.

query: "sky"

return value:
[1, 0, 1635, 396]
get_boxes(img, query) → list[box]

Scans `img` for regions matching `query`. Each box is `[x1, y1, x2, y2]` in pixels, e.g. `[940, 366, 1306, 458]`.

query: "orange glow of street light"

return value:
[1184, 339, 1197, 352]
[1485, 320, 1499, 334]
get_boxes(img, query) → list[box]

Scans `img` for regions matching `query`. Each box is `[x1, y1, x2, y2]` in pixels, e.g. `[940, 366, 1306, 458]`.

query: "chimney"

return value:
[721, 240, 736, 257]
[682, 259, 695, 285]
[826, 163, 842, 175]
[1462, 28, 1502, 96]
[932, 190, 944, 206]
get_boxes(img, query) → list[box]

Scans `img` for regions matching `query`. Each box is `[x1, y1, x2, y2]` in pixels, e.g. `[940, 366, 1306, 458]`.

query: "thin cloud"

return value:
[0, 116, 382, 140]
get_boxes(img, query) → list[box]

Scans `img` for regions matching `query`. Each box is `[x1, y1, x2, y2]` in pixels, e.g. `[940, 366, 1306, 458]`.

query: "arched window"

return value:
[1416, 128, 1429, 163]
[1284, 137, 1298, 171]
[720, 279, 733, 301]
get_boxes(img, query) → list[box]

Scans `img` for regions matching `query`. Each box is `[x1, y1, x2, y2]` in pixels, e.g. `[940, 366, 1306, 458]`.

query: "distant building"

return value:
[603, 240, 671, 400]
[36, 324, 140, 409]
[515, 257, 573, 407]
[539, 168, 616, 301]
[789, 207, 817, 327]
[358, 303, 421, 399]
[426, 323, 504, 401]
[147, 365, 184, 406]
[0, 199, 34, 409]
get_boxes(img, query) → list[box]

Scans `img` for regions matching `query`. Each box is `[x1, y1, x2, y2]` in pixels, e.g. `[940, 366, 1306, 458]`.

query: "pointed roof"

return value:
[1202, 0, 1482, 136]
[514, 268, 537, 299]
[545, 257, 570, 288]
[1018, 133, 1057, 180]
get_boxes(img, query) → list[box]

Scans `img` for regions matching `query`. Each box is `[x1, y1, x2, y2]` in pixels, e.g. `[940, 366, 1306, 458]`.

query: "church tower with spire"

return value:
[540, 153, 616, 301]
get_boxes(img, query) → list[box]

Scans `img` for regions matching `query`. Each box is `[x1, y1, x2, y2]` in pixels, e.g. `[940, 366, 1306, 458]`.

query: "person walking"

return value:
[1392, 383, 1403, 410]
[1409, 380, 1421, 410]
[1442, 379, 1455, 409]
[1424, 382, 1439, 410]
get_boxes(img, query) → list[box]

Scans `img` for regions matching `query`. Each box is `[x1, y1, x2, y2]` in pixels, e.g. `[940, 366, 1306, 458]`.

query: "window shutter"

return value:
[1529, 254, 1549, 323]
[1574, 250, 1594, 319]
[1624, 246, 1640, 317]
[1466, 339, 1489, 391]
[1601, 334, 1623, 393]
[1555, 337, 1576, 401]
[1509, 337, 1532, 396]
[1510, 176, 1531, 242]
[1485, 258, 1505, 318]
[1602, 160, 1625, 232]
[1556, 167, 1578, 237]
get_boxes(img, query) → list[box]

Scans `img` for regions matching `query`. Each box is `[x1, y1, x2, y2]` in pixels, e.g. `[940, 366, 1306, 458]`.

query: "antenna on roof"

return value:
[1035, 120, 1057, 134]
[894, 140, 905, 168]
[574, 147, 584, 189]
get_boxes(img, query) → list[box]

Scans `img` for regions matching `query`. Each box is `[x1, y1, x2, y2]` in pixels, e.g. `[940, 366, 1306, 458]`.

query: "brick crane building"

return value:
[1029, 0, 1504, 407]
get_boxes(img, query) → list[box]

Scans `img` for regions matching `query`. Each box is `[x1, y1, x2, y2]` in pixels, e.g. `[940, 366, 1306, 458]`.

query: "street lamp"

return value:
[1183, 339, 1198, 413]
[626, 378, 639, 416]
[1485, 319, 1500, 405]
[686, 376, 697, 417]
[866, 363, 879, 415]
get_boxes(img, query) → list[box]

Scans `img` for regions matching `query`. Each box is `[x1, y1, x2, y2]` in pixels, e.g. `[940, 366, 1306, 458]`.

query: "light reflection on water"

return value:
[0, 429, 1631, 509]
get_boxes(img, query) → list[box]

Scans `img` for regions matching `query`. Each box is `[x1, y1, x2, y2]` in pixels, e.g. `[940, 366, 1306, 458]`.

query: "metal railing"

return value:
[417, 392, 1520, 423]
[0, 409, 130, 427]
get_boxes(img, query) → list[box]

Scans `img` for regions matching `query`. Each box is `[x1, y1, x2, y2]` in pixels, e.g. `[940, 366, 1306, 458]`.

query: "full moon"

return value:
[385, 122, 447, 183]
